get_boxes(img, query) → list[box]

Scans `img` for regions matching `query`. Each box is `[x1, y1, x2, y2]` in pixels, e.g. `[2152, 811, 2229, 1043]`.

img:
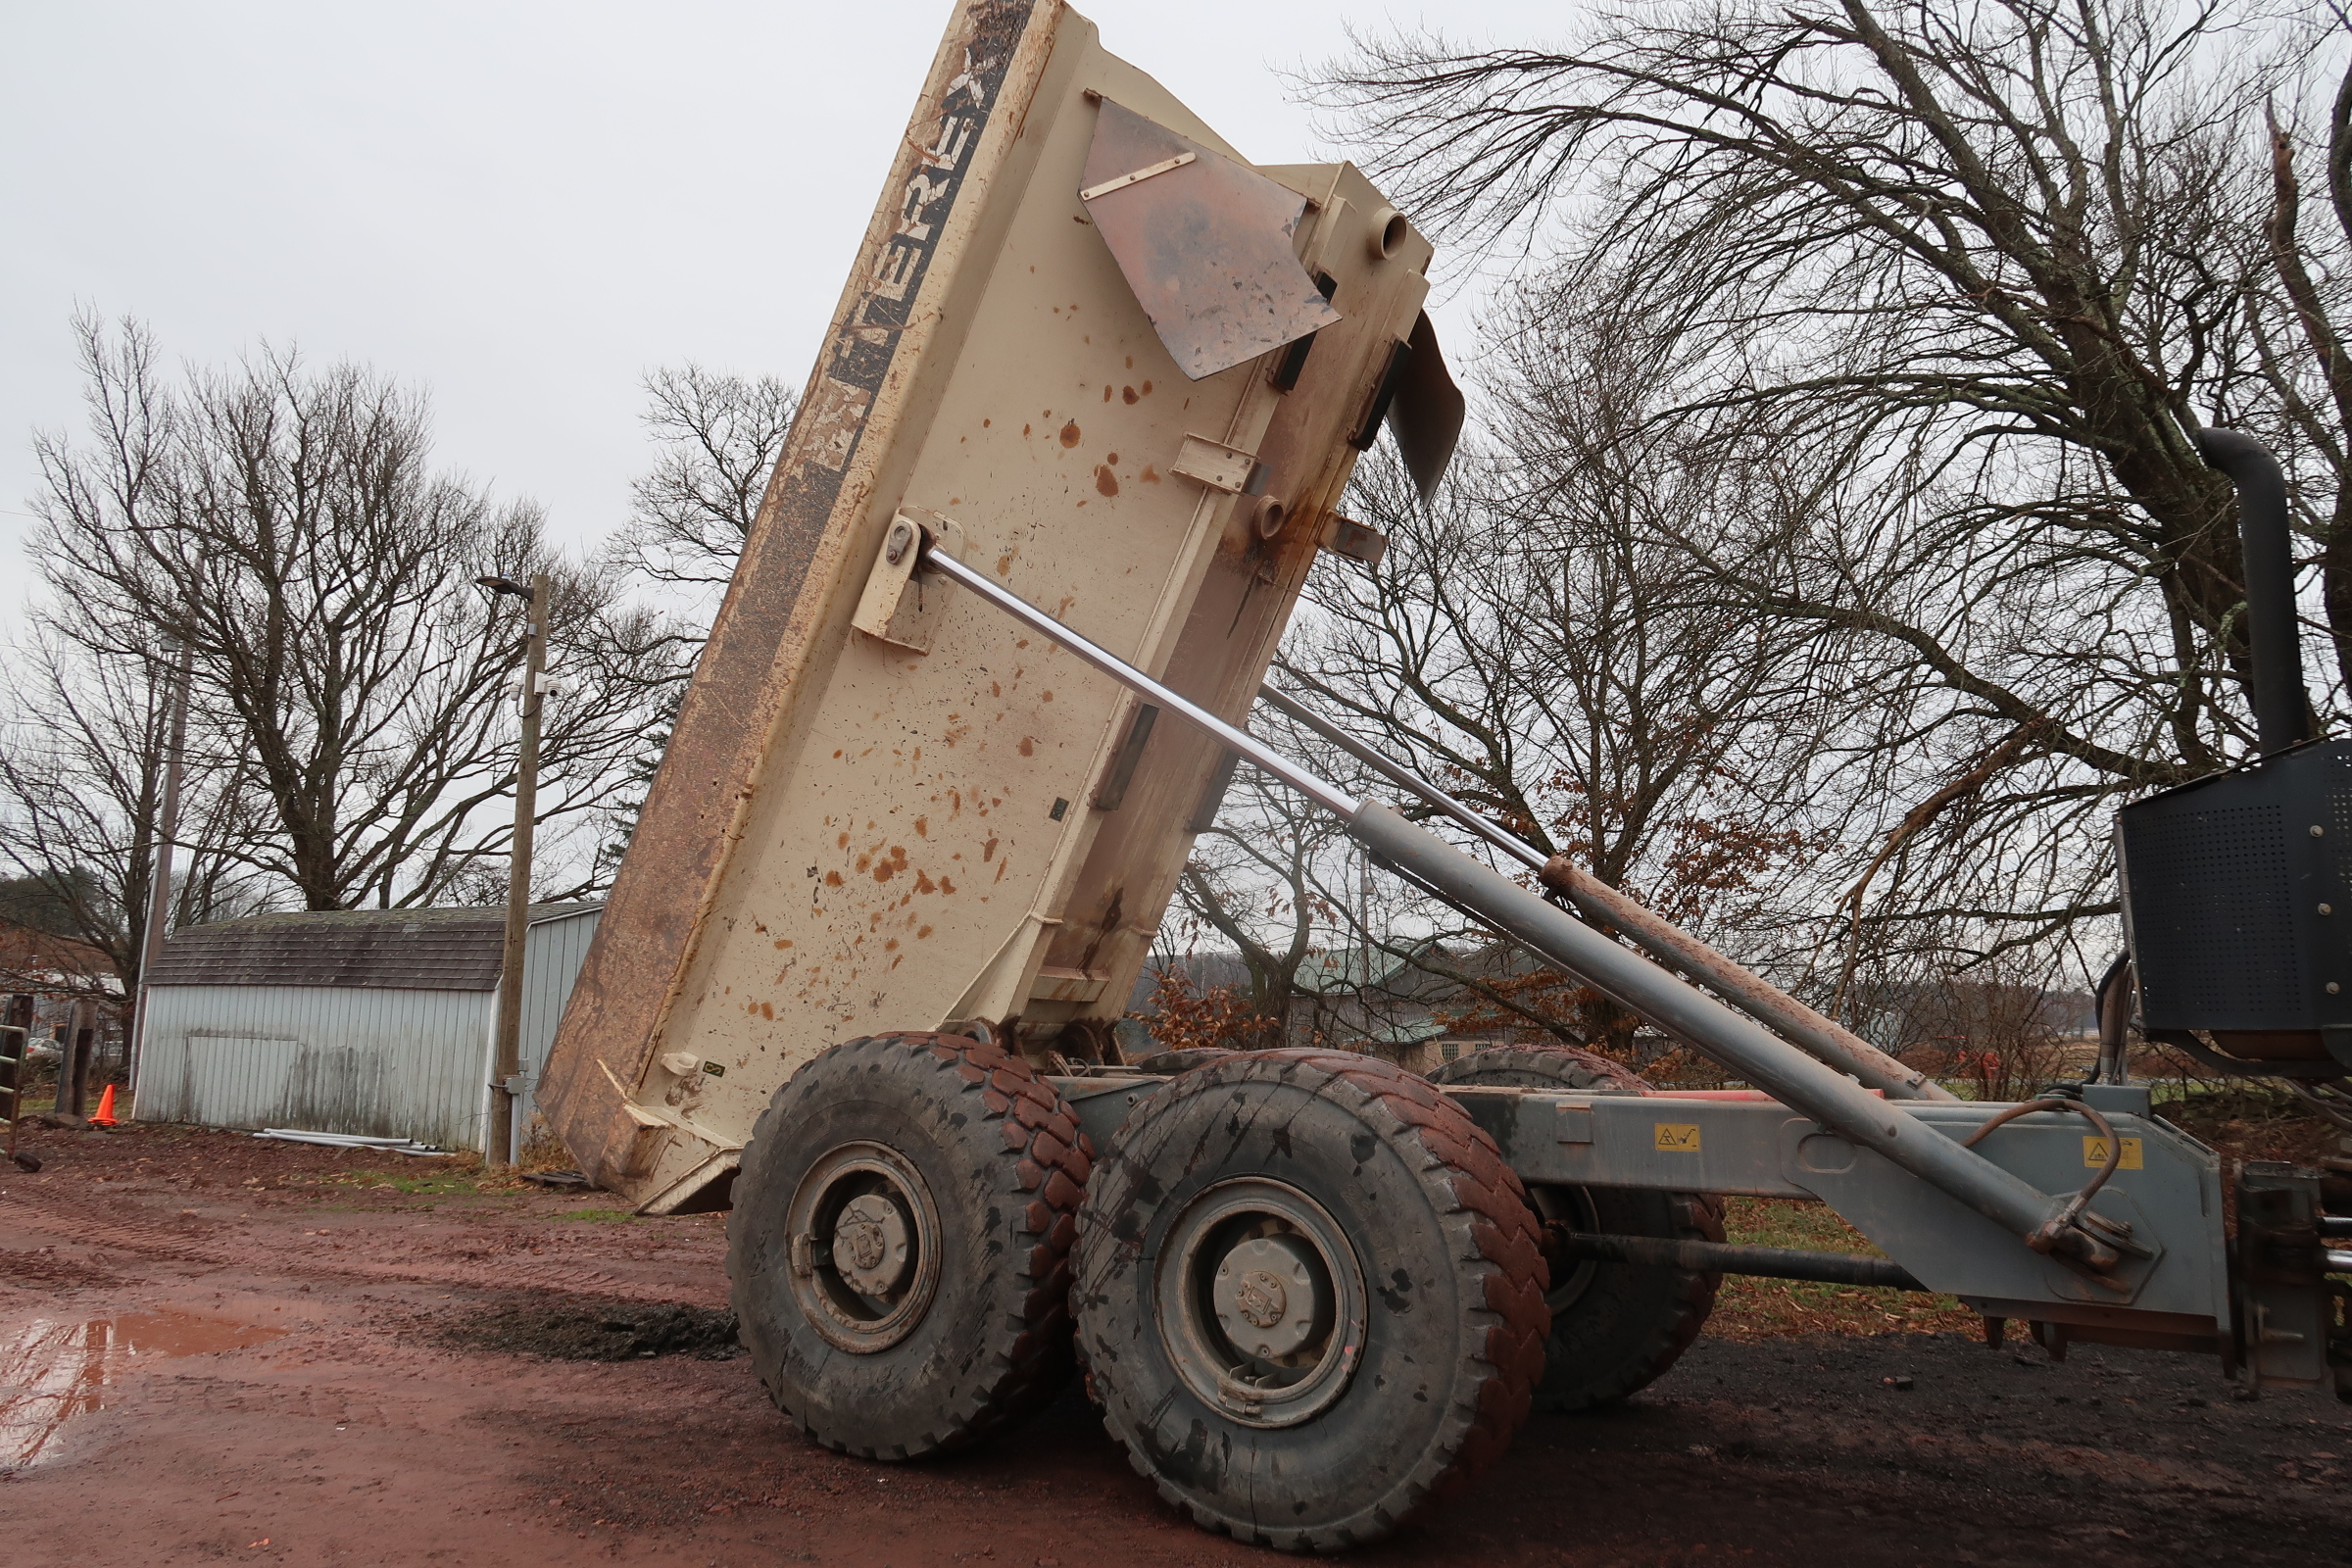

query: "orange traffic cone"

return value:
[88, 1083, 119, 1127]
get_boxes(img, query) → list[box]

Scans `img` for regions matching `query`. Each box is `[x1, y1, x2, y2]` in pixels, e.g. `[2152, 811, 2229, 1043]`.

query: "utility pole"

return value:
[481, 573, 549, 1167]
[130, 633, 196, 1100]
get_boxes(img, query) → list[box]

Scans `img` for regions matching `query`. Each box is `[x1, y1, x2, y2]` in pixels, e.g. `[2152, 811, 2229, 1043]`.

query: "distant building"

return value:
[0, 915, 127, 1072]
[0, 916, 117, 998]
[134, 904, 601, 1152]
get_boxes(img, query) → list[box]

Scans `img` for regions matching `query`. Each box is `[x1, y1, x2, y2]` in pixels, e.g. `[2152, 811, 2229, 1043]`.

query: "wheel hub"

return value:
[1156, 1177, 1367, 1429]
[832, 1192, 912, 1295]
[784, 1141, 943, 1354]
[1213, 1235, 1324, 1358]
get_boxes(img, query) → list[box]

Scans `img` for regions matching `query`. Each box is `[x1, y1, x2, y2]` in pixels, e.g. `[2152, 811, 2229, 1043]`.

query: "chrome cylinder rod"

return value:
[922, 547, 1358, 818]
[1257, 683, 1950, 1103]
[1256, 683, 1536, 868]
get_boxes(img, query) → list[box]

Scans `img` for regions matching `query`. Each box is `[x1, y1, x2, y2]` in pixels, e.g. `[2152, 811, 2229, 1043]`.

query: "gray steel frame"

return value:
[1049, 1073, 2228, 1332]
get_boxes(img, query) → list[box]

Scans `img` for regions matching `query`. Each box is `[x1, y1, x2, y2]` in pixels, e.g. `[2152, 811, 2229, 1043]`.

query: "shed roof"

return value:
[147, 903, 602, 993]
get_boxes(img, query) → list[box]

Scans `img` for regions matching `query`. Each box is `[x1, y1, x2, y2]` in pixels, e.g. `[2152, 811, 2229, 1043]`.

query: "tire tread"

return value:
[727, 1031, 1091, 1458]
[1431, 1043, 1721, 1410]
[1081, 1047, 1548, 1550]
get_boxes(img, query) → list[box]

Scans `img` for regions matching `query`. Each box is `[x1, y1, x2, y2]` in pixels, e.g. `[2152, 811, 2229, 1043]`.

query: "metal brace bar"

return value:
[1560, 1231, 1926, 1292]
[1079, 151, 1196, 202]
[921, 546, 1357, 817]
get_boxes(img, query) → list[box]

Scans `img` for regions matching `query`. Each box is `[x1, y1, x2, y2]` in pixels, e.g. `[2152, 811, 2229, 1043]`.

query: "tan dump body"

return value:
[540, 0, 1443, 1210]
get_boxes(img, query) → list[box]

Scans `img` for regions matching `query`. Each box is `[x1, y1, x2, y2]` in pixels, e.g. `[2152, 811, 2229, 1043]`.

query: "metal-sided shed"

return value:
[134, 903, 602, 1152]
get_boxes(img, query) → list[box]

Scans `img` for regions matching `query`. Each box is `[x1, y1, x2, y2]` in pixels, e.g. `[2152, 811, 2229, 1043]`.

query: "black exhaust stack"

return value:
[2192, 427, 2310, 753]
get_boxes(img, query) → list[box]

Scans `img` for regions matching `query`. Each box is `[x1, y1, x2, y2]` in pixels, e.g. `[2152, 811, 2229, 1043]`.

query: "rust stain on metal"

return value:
[1078, 98, 1342, 380]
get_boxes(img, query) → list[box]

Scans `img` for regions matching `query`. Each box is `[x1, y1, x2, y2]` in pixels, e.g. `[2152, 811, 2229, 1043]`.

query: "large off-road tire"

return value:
[1074, 1049, 1549, 1551]
[1428, 1045, 1722, 1411]
[727, 1031, 1091, 1459]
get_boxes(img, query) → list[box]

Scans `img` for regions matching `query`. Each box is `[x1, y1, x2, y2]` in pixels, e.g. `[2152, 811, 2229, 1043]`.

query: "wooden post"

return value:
[488, 573, 549, 1166]
[52, 999, 89, 1118]
[71, 1003, 96, 1116]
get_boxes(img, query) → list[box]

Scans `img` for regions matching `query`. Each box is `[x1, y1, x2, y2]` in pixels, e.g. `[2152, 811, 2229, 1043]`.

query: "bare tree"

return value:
[605, 364, 797, 622]
[1168, 760, 1345, 1045]
[1311, 0, 2352, 991]
[587, 366, 796, 872]
[1274, 386, 1834, 1050]
[0, 627, 270, 1004]
[29, 317, 680, 911]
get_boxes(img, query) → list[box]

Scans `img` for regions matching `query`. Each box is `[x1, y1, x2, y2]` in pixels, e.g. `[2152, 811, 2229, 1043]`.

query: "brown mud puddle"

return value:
[0, 1309, 283, 1469]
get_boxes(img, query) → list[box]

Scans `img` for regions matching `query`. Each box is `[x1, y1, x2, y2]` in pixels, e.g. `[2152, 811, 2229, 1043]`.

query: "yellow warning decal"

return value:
[2082, 1135, 2142, 1171]
[1654, 1123, 1702, 1152]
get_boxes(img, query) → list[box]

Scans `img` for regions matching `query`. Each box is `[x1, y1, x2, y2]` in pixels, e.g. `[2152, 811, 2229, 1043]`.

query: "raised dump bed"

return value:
[541, 0, 1452, 1218]
[543, 1, 2348, 1552]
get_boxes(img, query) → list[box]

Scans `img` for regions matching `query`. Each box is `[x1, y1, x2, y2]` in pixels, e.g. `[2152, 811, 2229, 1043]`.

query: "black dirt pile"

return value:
[435, 1299, 742, 1361]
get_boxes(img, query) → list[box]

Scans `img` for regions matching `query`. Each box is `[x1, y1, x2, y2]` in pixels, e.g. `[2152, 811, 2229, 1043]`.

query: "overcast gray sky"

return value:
[2, 2, 1544, 590]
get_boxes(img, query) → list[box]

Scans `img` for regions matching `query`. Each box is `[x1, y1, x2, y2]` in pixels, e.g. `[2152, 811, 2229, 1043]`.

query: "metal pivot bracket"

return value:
[853, 510, 966, 653]
[1170, 433, 1269, 496]
[1317, 512, 1388, 566]
[596, 1057, 744, 1152]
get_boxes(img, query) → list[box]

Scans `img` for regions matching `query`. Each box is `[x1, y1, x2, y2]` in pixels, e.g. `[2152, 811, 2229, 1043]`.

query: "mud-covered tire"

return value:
[1429, 1046, 1722, 1411]
[1075, 1049, 1548, 1551]
[727, 1031, 1090, 1459]
[1125, 1047, 1239, 1075]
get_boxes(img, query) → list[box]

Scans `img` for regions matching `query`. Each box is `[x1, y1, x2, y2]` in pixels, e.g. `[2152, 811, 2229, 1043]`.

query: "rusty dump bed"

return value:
[539, 0, 1450, 1210]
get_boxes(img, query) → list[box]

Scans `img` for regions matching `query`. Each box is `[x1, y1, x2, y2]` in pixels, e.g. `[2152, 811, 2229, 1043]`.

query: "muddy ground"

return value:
[3, 1122, 2346, 1568]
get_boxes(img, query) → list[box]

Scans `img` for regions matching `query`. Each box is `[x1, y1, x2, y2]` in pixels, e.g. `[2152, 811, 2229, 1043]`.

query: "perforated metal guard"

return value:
[2123, 802, 2298, 1021]
[2118, 740, 2352, 1034]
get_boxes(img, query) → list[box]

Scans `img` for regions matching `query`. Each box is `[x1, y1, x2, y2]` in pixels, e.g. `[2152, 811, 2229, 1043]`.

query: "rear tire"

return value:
[727, 1031, 1090, 1459]
[1075, 1049, 1548, 1550]
[1429, 1046, 1722, 1411]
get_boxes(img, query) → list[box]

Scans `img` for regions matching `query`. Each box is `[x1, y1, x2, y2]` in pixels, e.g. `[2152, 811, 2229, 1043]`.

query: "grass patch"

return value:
[556, 1208, 638, 1224]
[2154, 1082, 2345, 1167]
[322, 1169, 484, 1198]
[1705, 1196, 1978, 1342]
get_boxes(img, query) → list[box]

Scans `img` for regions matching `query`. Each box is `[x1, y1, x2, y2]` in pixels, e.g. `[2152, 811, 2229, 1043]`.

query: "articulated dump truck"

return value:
[542, 0, 2351, 1549]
